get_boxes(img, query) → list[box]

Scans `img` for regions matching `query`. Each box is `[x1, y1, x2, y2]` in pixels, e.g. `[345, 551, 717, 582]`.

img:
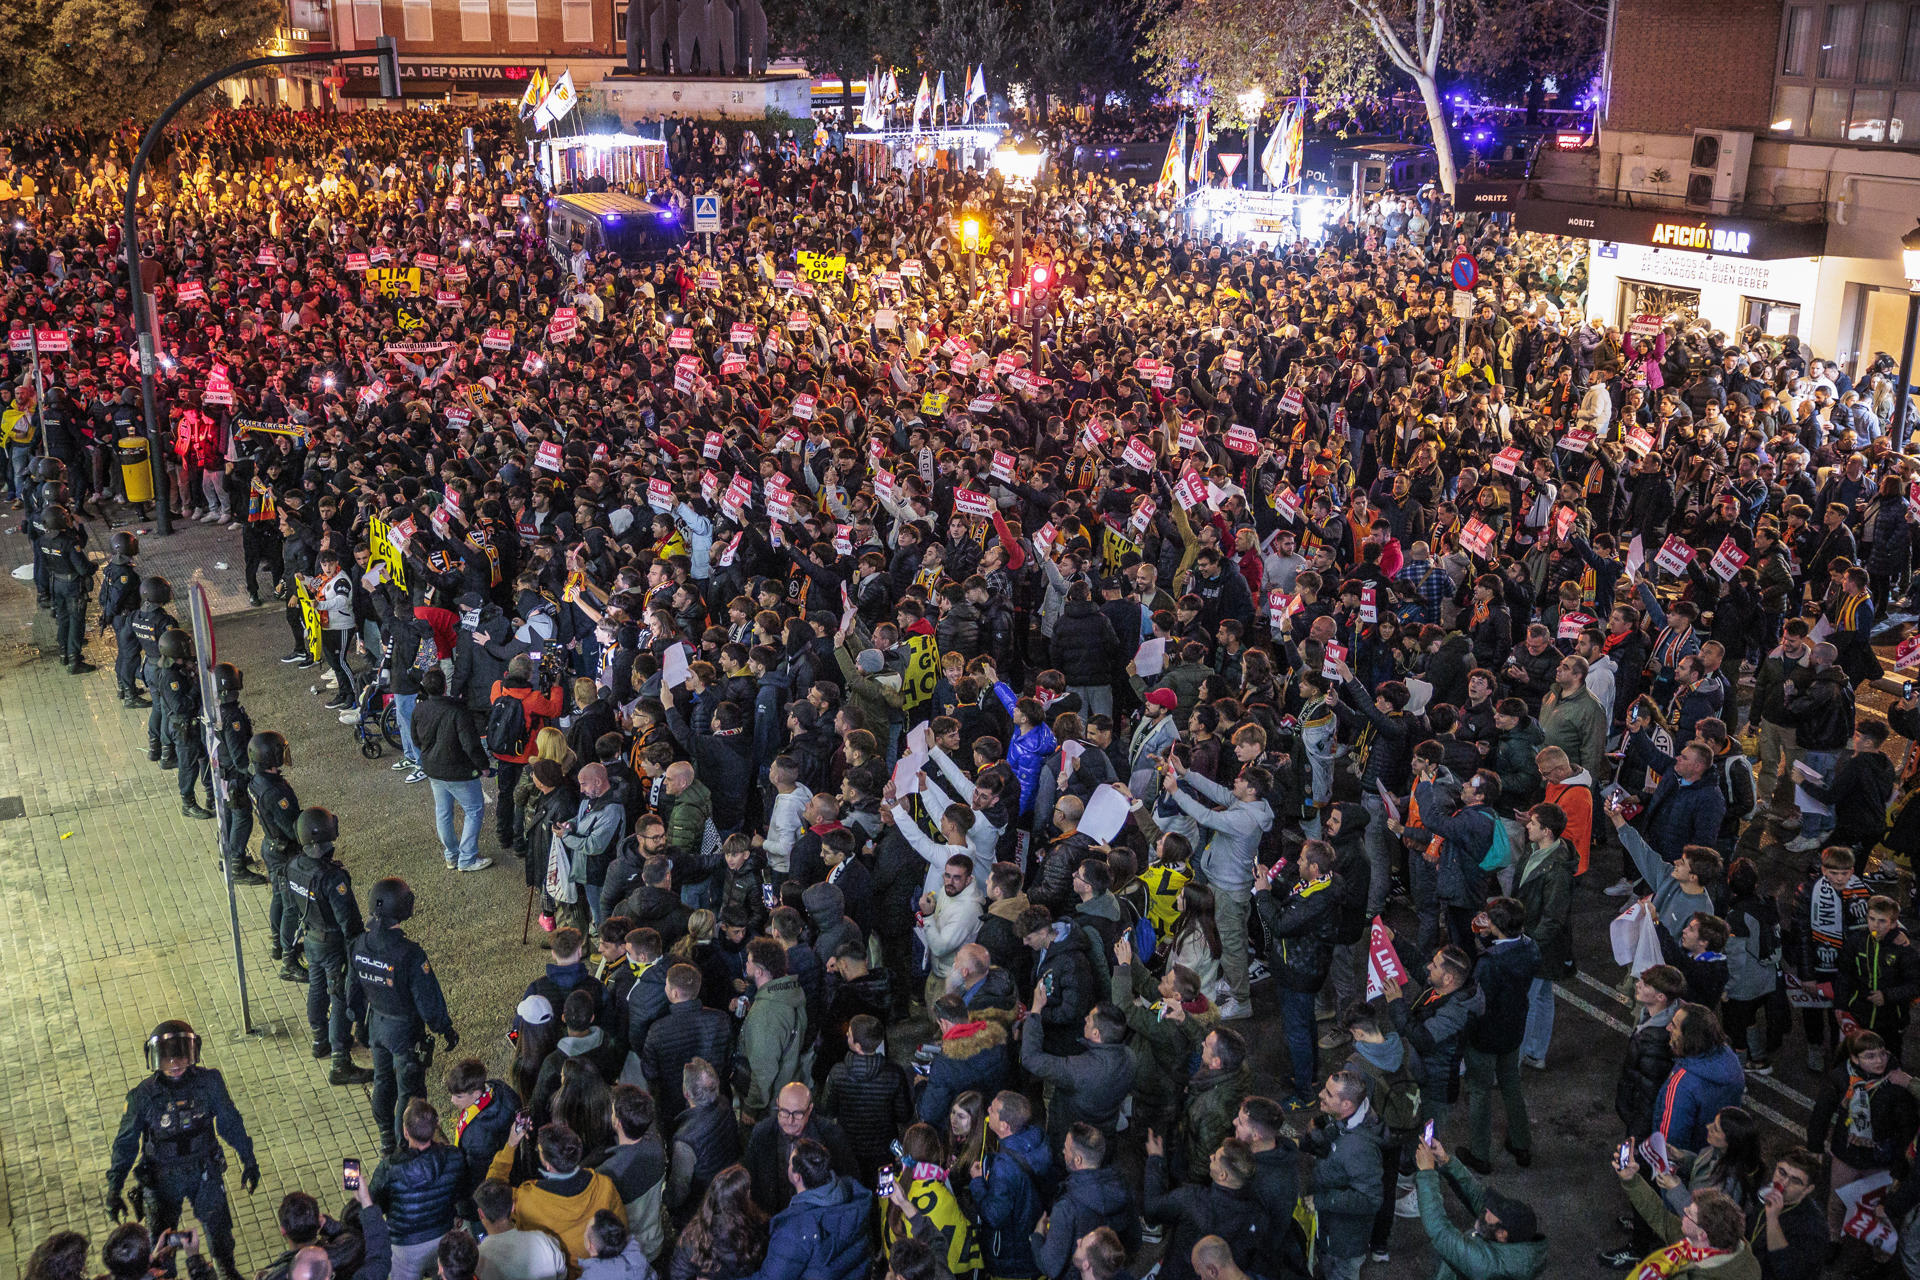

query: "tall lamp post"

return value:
[124, 37, 402, 534]
[961, 214, 982, 292]
[1239, 88, 1265, 192]
[1893, 220, 1920, 449]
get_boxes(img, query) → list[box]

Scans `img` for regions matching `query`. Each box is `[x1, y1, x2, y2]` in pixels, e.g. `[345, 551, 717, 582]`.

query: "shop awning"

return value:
[1511, 196, 1826, 260]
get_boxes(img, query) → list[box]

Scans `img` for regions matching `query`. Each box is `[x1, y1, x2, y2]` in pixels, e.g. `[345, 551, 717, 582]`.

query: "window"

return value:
[561, 0, 592, 41]
[402, 0, 431, 40]
[352, 0, 382, 38]
[507, 0, 537, 39]
[460, 0, 490, 40]
[1774, 1, 1920, 144]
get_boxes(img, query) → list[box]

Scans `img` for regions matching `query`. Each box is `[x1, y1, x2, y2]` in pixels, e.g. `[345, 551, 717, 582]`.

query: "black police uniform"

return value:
[213, 700, 255, 877]
[99, 555, 145, 700]
[156, 659, 210, 809]
[42, 526, 94, 666]
[105, 1065, 256, 1277]
[349, 921, 455, 1151]
[286, 846, 364, 1057]
[131, 603, 180, 762]
[251, 772, 302, 959]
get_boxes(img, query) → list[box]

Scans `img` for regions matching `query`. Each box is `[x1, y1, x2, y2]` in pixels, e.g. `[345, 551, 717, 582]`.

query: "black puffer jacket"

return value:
[1326, 803, 1373, 946]
[1254, 876, 1340, 992]
[372, 1141, 465, 1246]
[1033, 925, 1099, 1055]
[1614, 1010, 1677, 1139]
[819, 1051, 916, 1180]
[1049, 598, 1121, 687]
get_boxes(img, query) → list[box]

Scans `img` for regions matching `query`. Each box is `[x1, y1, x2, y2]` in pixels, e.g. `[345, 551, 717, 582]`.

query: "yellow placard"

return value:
[368, 266, 422, 297]
[797, 251, 846, 283]
[369, 515, 407, 593]
[294, 580, 323, 661]
[902, 632, 940, 715]
[1102, 523, 1142, 575]
[920, 391, 950, 416]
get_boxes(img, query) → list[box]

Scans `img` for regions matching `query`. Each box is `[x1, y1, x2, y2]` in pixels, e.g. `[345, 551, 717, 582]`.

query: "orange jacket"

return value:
[1546, 779, 1594, 875]
[488, 680, 563, 764]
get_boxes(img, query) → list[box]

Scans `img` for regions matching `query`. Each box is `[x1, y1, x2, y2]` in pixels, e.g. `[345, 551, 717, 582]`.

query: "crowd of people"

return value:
[8, 96, 1920, 1280]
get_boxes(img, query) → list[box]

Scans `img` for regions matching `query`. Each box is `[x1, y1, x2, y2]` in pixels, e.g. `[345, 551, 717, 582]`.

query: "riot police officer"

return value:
[247, 731, 307, 981]
[349, 878, 458, 1155]
[41, 504, 96, 673]
[105, 1020, 259, 1280]
[99, 531, 148, 705]
[131, 577, 181, 765]
[23, 456, 79, 610]
[287, 807, 376, 1086]
[210, 663, 267, 886]
[156, 630, 213, 820]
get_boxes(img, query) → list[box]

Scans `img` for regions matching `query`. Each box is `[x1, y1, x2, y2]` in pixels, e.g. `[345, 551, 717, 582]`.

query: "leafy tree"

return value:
[925, 0, 1020, 96]
[1450, 0, 1603, 117]
[0, 0, 282, 130]
[764, 0, 926, 126]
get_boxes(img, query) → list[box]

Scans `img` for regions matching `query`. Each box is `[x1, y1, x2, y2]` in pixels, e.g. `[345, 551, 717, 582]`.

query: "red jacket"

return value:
[487, 679, 563, 763]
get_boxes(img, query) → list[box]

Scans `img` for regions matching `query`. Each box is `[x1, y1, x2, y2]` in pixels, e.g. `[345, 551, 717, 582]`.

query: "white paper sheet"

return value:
[661, 642, 691, 688]
[893, 749, 929, 796]
[1077, 784, 1131, 845]
[1133, 637, 1167, 678]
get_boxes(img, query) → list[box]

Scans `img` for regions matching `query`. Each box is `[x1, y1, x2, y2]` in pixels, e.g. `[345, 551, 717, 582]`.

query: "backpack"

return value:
[484, 691, 530, 758]
[1478, 813, 1514, 872]
[410, 630, 439, 680]
[1131, 913, 1159, 965]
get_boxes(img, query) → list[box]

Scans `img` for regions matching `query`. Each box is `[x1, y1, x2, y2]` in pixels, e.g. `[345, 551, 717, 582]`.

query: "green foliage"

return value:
[0, 0, 283, 130]
[1140, 0, 1387, 120]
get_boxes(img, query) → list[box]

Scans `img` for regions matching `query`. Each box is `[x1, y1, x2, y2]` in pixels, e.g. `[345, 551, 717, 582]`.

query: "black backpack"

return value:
[484, 691, 530, 759]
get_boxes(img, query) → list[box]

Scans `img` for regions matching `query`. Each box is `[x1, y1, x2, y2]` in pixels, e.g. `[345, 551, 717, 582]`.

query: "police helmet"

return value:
[42, 505, 69, 534]
[145, 1020, 202, 1071]
[38, 481, 69, 508]
[248, 730, 288, 771]
[111, 531, 140, 559]
[140, 575, 174, 606]
[28, 456, 66, 484]
[298, 806, 339, 849]
[157, 629, 192, 661]
[370, 877, 415, 923]
[213, 662, 242, 698]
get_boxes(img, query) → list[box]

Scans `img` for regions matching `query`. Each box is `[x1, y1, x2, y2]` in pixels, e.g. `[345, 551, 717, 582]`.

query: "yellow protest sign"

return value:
[369, 515, 407, 592]
[797, 252, 847, 283]
[368, 266, 422, 297]
[902, 632, 940, 716]
[396, 309, 426, 332]
[1102, 523, 1142, 576]
[920, 391, 950, 416]
[294, 580, 323, 661]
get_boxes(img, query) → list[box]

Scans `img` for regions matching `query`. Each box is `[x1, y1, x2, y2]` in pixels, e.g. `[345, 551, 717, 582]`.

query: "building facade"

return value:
[1506, 0, 1920, 381]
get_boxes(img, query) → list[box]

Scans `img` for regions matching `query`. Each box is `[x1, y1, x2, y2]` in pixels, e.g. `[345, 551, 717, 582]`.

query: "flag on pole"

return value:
[968, 65, 988, 121]
[933, 72, 947, 124]
[519, 69, 549, 121]
[912, 74, 932, 129]
[1260, 102, 1292, 187]
[1188, 107, 1210, 184]
[534, 69, 577, 130]
[861, 66, 883, 128]
[1281, 103, 1305, 188]
[1156, 122, 1184, 198]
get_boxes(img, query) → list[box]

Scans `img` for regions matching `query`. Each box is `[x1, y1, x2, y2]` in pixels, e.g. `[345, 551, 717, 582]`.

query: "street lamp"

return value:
[1893, 219, 1920, 450]
[123, 36, 402, 534]
[991, 139, 1045, 290]
[961, 214, 981, 291]
[1239, 87, 1266, 191]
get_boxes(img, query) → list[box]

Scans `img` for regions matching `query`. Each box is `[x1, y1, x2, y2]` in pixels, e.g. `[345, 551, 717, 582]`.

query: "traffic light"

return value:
[1030, 263, 1050, 292]
[1009, 287, 1025, 311]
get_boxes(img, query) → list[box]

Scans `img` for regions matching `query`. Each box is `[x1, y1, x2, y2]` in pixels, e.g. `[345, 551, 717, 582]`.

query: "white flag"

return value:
[1261, 102, 1290, 186]
[933, 72, 947, 123]
[912, 74, 932, 130]
[967, 66, 988, 122]
[535, 69, 577, 129]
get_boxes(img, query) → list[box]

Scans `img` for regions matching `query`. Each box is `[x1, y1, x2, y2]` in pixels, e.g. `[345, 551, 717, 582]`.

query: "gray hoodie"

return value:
[579, 1237, 655, 1280]
[1168, 771, 1273, 893]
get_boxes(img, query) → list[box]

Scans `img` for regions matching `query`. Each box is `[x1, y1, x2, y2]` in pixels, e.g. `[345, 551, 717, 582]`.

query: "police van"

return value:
[545, 192, 686, 265]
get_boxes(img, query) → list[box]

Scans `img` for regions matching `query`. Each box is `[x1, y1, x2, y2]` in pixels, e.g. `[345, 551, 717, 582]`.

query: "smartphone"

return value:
[515, 1109, 533, 1131]
[161, 1232, 188, 1251]
[762, 883, 778, 910]
[890, 1139, 908, 1164]
[1616, 1140, 1634, 1170]
[342, 1158, 361, 1191]
[1905, 681, 1915, 700]
[876, 1166, 897, 1197]
[1421, 1120, 1435, 1145]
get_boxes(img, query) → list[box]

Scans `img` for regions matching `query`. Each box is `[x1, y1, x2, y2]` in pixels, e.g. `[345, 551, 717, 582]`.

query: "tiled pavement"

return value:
[0, 517, 380, 1275]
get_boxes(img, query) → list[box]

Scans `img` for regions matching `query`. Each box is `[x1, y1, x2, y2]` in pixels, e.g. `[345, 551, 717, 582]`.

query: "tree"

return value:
[1144, 0, 1462, 195]
[1450, 0, 1603, 120]
[0, 0, 281, 131]
[763, 0, 925, 127]
[925, 0, 1020, 96]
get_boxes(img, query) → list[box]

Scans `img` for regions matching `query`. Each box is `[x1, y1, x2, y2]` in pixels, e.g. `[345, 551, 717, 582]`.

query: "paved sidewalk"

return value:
[0, 518, 380, 1276]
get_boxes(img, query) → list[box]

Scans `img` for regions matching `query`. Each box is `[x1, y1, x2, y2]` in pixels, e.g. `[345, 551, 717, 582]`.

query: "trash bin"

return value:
[116, 437, 154, 504]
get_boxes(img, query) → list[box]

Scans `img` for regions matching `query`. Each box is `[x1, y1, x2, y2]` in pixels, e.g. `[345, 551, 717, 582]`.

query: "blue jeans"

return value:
[1798, 749, 1839, 843]
[1279, 986, 1319, 1097]
[1521, 976, 1555, 1062]
[394, 692, 418, 764]
[1360, 792, 1395, 917]
[431, 776, 486, 867]
[8, 443, 31, 500]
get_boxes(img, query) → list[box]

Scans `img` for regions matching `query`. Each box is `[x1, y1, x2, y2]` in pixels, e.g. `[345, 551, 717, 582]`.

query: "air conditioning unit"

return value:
[1685, 129, 1753, 209]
